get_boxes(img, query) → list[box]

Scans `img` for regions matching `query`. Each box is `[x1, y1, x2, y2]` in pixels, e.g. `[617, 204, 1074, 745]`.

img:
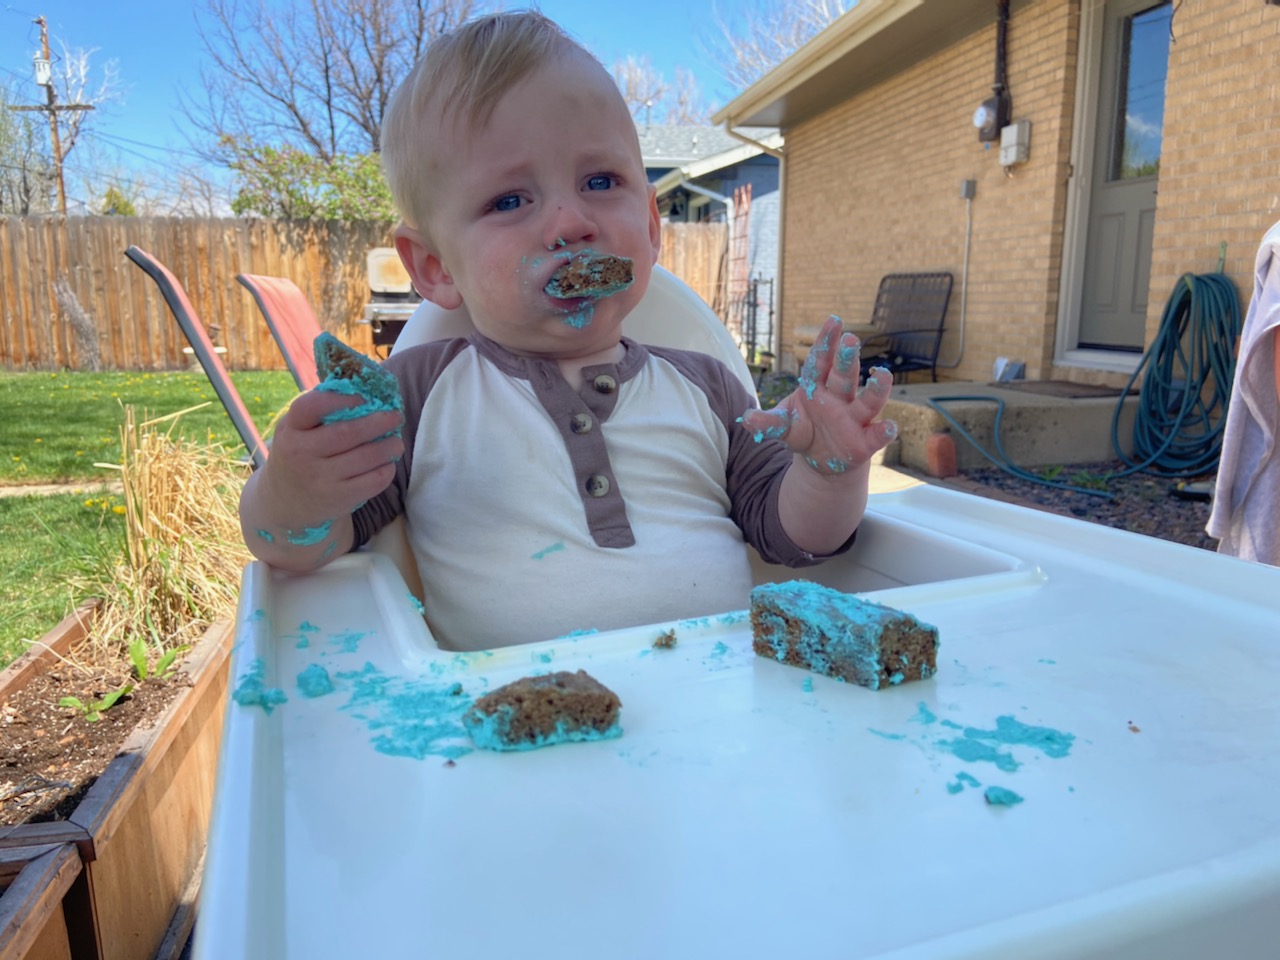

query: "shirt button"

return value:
[570, 413, 593, 434]
[592, 374, 617, 394]
[585, 474, 610, 497]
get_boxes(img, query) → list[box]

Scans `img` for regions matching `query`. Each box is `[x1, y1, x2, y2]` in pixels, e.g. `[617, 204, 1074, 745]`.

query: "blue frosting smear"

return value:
[232, 658, 288, 714]
[984, 785, 1025, 807]
[911, 702, 938, 725]
[336, 662, 474, 760]
[297, 664, 335, 698]
[936, 716, 1075, 772]
[285, 519, 333, 546]
[464, 706, 622, 753]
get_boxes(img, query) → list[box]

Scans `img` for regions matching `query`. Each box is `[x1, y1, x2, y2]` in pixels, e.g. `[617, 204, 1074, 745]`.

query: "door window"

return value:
[1109, 3, 1172, 181]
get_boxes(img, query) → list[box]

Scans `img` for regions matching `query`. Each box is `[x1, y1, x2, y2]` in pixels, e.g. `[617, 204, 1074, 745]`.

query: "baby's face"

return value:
[421, 52, 660, 360]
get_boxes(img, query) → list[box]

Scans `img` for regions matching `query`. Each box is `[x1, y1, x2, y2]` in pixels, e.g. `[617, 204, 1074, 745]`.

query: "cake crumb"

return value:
[653, 629, 677, 649]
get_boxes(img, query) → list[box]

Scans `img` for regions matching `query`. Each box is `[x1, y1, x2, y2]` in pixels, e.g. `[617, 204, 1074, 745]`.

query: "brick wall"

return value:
[781, 0, 1077, 380]
[1146, 0, 1280, 341]
[778, 0, 1279, 385]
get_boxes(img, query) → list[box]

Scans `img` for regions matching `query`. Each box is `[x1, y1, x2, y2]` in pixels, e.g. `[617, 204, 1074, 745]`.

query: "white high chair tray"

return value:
[196, 484, 1280, 960]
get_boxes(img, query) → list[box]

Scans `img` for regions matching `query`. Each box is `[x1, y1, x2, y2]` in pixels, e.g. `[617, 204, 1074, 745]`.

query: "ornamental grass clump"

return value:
[85, 404, 253, 669]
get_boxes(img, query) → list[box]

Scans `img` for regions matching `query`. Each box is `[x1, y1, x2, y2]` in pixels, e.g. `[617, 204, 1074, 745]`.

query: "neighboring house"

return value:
[712, 0, 1280, 384]
[636, 124, 783, 359]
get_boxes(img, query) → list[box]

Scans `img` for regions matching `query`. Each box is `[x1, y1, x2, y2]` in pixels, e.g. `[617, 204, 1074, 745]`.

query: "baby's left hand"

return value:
[741, 315, 898, 476]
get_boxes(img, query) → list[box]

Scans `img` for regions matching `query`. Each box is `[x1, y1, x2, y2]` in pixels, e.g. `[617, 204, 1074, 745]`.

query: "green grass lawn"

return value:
[0, 369, 298, 667]
[0, 370, 299, 484]
[0, 491, 126, 665]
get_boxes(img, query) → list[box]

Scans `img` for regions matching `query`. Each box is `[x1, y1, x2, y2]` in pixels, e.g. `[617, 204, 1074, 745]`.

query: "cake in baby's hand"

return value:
[312, 332, 403, 430]
[751, 580, 939, 689]
[463, 670, 622, 751]
[545, 250, 634, 299]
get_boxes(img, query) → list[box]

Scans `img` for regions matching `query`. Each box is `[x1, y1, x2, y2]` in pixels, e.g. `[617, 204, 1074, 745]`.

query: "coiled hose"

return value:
[1109, 271, 1241, 478]
[927, 270, 1242, 497]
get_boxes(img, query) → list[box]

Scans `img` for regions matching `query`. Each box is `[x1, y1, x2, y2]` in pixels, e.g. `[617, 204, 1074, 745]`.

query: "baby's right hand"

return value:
[261, 388, 405, 522]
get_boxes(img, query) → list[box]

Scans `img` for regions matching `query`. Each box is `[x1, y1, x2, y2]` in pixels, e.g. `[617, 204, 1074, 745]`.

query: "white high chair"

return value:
[366, 265, 755, 600]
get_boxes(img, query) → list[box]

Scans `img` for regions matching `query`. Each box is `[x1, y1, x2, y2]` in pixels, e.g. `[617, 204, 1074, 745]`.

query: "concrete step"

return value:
[878, 381, 1139, 474]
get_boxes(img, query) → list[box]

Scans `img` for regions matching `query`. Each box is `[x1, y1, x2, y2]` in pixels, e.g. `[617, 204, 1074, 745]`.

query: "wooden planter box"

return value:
[0, 604, 234, 960]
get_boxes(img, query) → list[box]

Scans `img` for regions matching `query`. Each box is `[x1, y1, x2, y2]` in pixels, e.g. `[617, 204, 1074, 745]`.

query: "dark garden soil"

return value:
[0, 655, 188, 827]
[941, 459, 1218, 552]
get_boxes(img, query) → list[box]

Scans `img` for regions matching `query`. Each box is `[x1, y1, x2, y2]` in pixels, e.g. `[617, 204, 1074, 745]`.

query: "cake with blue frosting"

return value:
[313, 332, 403, 428]
[544, 251, 634, 299]
[750, 580, 938, 689]
[463, 670, 622, 751]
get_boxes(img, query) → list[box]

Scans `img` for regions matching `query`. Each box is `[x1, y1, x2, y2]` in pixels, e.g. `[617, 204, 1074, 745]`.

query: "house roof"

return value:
[635, 125, 745, 168]
[650, 132, 785, 199]
[712, 0, 1027, 130]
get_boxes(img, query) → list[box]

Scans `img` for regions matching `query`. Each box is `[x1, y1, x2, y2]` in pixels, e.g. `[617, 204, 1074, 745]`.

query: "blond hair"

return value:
[382, 11, 596, 231]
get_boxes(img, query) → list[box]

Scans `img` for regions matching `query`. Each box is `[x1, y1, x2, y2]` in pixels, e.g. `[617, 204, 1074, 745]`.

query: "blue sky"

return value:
[0, 0, 740, 195]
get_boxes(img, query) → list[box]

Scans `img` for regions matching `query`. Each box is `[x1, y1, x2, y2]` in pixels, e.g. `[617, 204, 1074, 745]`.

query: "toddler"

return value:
[239, 11, 898, 649]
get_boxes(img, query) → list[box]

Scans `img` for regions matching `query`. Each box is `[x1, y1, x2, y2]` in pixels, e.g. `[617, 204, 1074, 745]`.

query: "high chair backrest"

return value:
[124, 245, 269, 470]
[391, 264, 757, 393]
[237, 273, 324, 392]
[367, 264, 755, 606]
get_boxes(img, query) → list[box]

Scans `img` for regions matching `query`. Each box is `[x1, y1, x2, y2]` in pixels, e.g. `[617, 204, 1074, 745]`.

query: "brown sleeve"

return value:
[646, 347, 855, 566]
[349, 338, 471, 549]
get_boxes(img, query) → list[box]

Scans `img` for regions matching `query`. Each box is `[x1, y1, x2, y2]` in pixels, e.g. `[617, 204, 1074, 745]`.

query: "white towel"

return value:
[1207, 220, 1280, 564]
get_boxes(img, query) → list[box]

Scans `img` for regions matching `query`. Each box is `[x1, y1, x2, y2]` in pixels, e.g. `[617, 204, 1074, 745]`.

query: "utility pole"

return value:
[7, 16, 94, 215]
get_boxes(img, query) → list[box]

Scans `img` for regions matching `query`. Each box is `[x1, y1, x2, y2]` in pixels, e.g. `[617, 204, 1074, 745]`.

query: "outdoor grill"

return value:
[360, 248, 420, 354]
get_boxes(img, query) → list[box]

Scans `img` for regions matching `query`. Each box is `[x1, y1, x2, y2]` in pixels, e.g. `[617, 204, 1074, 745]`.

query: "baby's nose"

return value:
[544, 200, 598, 250]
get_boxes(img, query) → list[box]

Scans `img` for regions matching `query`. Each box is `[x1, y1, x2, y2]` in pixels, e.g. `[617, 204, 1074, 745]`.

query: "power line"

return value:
[87, 129, 210, 163]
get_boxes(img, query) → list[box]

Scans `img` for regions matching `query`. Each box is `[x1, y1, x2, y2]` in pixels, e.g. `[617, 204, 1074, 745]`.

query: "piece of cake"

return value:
[544, 251, 634, 299]
[463, 670, 622, 751]
[750, 580, 939, 689]
[313, 332, 403, 429]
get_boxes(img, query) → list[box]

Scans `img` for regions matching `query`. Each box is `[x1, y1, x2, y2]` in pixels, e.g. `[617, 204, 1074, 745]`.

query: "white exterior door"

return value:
[1060, 0, 1172, 365]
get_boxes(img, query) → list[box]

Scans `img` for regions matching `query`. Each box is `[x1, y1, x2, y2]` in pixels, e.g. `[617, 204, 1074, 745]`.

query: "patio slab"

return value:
[878, 380, 1140, 474]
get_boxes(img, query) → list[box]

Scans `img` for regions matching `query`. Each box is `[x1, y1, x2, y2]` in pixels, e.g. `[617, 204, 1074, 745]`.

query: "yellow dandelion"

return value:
[112, 505, 126, 515]
[33, 438, 42, 443]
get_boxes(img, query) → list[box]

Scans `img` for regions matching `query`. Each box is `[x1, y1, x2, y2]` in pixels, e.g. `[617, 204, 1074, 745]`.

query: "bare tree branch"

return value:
[702, 0, 849, 94]
[183, 0, 481, 164]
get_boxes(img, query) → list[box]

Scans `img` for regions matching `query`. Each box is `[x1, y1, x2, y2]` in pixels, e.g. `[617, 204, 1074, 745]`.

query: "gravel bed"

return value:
[945, 460, 1218, 552]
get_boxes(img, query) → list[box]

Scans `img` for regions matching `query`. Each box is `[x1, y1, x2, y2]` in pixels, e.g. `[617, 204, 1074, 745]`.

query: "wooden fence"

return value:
[0, 216, 728, 372]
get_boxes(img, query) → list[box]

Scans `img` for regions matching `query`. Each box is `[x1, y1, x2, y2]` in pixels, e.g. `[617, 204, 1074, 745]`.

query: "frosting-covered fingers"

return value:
[825, 332, 861, 396]
[798, 316, 843, 399]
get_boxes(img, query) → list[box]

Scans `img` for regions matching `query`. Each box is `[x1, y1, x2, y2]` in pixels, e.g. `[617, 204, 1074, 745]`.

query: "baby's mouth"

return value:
[544, 250, 634, 300]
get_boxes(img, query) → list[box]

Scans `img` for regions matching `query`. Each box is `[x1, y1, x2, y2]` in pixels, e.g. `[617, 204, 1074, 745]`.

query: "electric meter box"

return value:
[1000, 119, 1031, 166]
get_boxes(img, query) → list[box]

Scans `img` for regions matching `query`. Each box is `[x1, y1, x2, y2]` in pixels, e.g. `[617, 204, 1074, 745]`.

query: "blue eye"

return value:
[585, 175, 614, 191]
[491, 194, 522, 212]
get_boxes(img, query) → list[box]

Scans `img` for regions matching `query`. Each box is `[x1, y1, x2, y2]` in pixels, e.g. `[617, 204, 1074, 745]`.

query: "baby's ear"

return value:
[393, 224, 463, 310]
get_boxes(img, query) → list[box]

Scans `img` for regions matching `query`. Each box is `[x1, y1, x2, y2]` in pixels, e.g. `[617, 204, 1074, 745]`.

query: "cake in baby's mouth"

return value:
[544, 251, 634, 299]
[750, 580, 939, 689]
[312, 332, 403, 429]
[463, 670, 622, 751]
